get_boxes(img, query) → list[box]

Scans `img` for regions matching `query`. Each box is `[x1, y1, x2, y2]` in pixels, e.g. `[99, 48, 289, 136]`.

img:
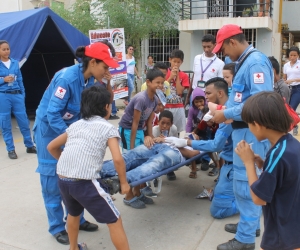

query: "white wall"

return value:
[0, 0, 21, 12]
[180, 30, 205, 71]
[282, 1, 300, 31]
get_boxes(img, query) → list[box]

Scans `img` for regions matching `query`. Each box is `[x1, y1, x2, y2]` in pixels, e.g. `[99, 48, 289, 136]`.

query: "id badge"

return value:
[197, 80, 206, 88]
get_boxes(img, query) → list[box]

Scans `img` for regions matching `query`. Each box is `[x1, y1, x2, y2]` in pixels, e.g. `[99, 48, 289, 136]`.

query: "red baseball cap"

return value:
[213, 24, 243, 54]
[85, 43, 119, 68]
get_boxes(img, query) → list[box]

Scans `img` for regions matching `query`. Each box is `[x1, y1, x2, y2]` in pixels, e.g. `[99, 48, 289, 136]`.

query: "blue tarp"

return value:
[0, 7, 89, 63]
[0, 7, 90, 111]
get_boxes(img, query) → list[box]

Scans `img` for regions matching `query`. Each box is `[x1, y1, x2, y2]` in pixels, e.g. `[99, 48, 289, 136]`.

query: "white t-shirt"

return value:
[192, 53, 225, 90]
[2, 59, 11, 69]
[152, 124, 178, 137]
[126, 57, 136, 75]
[283, 60, 300, 86]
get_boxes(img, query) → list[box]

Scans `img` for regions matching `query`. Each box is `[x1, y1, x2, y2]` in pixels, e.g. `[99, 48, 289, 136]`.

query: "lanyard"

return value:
[200, 56, 216, 80]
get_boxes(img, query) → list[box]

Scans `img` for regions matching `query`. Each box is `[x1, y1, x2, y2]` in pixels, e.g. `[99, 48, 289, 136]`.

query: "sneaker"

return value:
[225, 223, 260, 237]
[217, 238, 255, 250]
[200, 160, 210, 171]
[109, 115, 120, 120]
[103, 176, 121, 195]
[26, 146, 37, 154]
[293, 125, 298, 136]
[8, 150, 18, 159]
[141, 186, 157, 197]
[138, 194, 154, 204]
[167, 171, 176, 181]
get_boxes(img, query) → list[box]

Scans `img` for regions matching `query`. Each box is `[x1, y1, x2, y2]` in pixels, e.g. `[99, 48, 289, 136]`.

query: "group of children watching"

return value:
[45, 44, 299, 250]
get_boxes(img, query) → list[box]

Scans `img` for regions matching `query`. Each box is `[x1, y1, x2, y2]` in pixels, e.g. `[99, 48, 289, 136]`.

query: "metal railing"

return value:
[181, 0, 273, 20]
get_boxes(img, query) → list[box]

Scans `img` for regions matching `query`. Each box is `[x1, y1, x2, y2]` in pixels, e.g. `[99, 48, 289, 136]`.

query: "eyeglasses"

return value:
[129, 48, 134, 50]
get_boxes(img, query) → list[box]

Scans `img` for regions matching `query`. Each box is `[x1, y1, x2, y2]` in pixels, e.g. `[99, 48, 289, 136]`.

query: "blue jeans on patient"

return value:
[101, 144, 181, 183]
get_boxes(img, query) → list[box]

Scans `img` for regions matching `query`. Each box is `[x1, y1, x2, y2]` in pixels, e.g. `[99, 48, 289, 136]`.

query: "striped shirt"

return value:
[57, 116, 120, 179]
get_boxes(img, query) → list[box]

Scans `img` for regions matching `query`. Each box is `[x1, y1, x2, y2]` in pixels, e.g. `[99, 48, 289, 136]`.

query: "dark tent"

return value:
[0, 7, 90, 113]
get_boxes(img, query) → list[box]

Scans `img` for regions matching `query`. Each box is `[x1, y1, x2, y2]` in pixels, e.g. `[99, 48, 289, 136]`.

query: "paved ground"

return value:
[2, 99, 297, 250]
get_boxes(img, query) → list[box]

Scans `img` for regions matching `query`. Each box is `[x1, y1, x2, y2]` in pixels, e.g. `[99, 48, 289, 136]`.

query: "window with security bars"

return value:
[205, 28, 257, 60]
[144, 31, 180, 68]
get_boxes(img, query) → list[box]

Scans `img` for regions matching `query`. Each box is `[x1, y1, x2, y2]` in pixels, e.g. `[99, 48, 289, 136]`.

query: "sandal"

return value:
[123, 196, 146, 209]
[208, 167, 219, 176]
[189, 171, 197, 179]
[75, 242, 88, 250]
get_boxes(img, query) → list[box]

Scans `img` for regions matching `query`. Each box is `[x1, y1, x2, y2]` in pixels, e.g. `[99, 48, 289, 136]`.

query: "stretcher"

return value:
[129, 152, 208, 187]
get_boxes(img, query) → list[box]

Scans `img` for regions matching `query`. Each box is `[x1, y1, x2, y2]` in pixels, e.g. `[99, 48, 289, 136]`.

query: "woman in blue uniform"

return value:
[33, 42, 119, 245]
[0, 40, 36, 159]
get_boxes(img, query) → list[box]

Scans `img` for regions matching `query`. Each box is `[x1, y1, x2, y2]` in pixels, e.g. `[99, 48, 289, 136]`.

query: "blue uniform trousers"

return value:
[0, 93, 33, 151]
[210, 163, 239, 219]
[33, 120, 85, 235]
[232, 128, 269, 244]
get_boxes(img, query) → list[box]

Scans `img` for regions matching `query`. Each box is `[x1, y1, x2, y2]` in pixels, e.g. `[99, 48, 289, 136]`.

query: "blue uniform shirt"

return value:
[0, 58, 25, 97]
[36, 64, 94, 135]
[224, 45, 273, 120]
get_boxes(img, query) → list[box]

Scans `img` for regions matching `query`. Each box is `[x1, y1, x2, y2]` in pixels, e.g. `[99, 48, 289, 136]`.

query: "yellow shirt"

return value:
[141, 81, 170, 96]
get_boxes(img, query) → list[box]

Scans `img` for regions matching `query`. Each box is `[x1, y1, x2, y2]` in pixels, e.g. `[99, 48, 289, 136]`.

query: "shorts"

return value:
[58, 178, 120, 224]
[119, 127, 144, 150]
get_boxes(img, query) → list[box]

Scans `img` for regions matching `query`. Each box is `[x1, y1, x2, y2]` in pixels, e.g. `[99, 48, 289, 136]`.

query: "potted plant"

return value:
[251, 4, 259, 17]
[242, 8, 251, 17]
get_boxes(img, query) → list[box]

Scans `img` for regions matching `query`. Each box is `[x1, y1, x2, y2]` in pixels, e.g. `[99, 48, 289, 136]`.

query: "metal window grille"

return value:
[141, 31, 180, 70]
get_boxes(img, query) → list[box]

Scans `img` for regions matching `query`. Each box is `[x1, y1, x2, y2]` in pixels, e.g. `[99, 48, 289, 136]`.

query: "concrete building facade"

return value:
[178, 0, 300, 72]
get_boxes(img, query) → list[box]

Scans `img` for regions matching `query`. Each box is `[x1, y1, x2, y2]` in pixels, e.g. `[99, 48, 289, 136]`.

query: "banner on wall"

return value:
[89, 28, 128, 100]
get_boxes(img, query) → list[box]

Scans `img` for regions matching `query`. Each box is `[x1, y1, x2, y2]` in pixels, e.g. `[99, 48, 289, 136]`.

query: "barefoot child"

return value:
[235, 91, 300, 250]
[47, 86, 130, 250]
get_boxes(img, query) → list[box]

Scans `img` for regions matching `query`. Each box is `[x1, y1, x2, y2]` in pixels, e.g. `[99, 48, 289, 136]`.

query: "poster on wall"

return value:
[89, 28, 128, 100]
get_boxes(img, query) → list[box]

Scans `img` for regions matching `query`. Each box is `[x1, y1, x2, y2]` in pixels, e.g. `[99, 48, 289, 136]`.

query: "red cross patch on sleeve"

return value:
[62, 112, 74, 120]
[253, 73, 264, 84]
[55, 87, 67, 99]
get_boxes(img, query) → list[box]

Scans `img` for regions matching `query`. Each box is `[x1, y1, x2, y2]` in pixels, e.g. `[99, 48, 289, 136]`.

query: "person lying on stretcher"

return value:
[101, 110, 201, 209]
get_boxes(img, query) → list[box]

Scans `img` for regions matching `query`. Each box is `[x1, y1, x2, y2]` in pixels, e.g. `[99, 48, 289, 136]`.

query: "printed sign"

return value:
[89, 28, 128, 100]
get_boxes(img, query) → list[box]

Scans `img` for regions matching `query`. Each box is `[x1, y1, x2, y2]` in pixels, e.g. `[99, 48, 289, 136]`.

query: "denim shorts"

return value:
[58, 178, 120, 224]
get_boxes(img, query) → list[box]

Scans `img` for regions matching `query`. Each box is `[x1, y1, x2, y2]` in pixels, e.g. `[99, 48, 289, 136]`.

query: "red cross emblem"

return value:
[237, 93, 241, 97]
[256, 74, 261, 78]
[59, 88, 64, 93]
[212, 69, 215, 72]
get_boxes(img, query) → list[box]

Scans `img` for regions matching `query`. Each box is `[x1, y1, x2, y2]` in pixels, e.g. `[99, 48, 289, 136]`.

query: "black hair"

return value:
[194, 96, 205, 102]
[0, 40, 9, 46]
[147, 55, 153, 59]
[223, 63, 235, 75]
[154, 62, 168, 70]
[202, 34, 216, 44]
[224, 33, 246, 45]
[287, 46, 300, 57]
[98, 40, 116, 57]
[159, 110, 173, 123]
[127, 44, 134, 50]
[205, 77, 228, 96]
[80, 86, 111, 119]
[75, 46, 102, 73]
[146, 68, 165, 81]
[268, 56, 280, 75]
[242, 91, 293, 133]
[169, 49, 184, 61]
